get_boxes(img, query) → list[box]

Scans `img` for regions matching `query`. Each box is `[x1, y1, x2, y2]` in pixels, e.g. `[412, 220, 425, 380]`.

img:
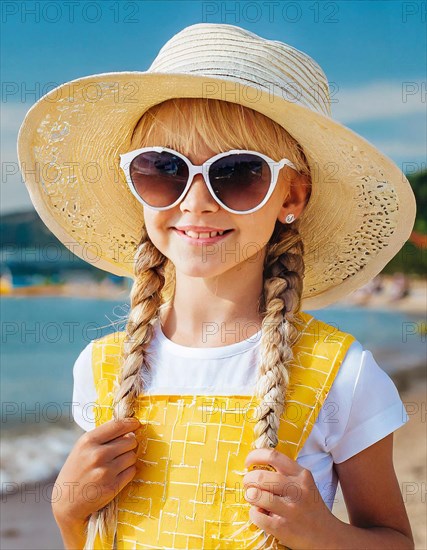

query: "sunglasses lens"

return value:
[209, 153, 271, 211]
[129, 151, 189, 207]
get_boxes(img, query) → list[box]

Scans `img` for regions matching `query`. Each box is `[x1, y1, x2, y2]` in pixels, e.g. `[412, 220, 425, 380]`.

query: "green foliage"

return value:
[407, 169, 427, 234]
[381, 169, 427, 275]
[382, 241, 427, 275]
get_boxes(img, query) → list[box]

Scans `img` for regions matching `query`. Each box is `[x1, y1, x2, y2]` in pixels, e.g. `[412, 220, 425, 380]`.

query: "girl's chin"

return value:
[173, 260, 231, 279]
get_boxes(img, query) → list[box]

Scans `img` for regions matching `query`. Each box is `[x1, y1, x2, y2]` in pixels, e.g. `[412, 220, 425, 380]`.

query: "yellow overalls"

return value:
[90, 311, 355, 549]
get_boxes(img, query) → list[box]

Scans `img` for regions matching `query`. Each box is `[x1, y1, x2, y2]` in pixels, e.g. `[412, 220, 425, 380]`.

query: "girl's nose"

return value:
[179, 173, 220, 214]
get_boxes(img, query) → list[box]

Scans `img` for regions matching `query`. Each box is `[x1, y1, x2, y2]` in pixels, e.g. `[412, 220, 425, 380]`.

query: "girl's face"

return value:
[142, 143, 308, 279]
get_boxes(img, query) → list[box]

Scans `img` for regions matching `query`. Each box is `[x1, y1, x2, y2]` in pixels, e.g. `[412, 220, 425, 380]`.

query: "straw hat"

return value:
[16, 23, 416, 310]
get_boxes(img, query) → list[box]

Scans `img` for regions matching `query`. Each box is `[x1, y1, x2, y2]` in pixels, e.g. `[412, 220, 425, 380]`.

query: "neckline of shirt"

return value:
[154, 318, 263, 359]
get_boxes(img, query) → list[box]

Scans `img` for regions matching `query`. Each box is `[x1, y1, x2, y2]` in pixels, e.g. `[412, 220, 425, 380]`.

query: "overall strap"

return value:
[90, 332, 127, 550]
[277, 311, 355, 459]
[91, 313, 355, 457]
[91, 331, 127, 427]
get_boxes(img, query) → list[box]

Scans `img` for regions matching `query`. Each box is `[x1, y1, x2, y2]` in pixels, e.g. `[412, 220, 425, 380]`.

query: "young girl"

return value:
[17, 23, 416, 550]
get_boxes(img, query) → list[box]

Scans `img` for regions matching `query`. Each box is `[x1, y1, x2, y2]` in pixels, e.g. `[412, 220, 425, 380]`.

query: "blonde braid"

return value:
[83, 225, 168, 549]
[253, 220, 305, 449]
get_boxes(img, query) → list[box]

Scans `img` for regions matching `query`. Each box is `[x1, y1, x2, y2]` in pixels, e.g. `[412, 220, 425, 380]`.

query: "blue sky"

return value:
[1, 0, 426, 213]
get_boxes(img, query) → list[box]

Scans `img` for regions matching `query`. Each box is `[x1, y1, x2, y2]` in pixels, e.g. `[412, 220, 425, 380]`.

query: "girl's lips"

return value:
[172, 228, 233, 245]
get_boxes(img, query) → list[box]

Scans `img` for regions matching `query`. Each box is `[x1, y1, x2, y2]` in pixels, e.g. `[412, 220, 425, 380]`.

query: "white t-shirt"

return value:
[72, 317, 409, 510]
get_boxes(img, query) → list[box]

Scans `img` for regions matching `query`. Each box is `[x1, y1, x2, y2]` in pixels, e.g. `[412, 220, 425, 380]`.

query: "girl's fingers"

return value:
[90, 417, 141, 445]
[243, 470, 290, 497]
[254, 505, 271, 516]
[245, 487, 285, 516]
[114, 464, 138, 494]
[111, 449, 139, 473]
[103, 433, 139, 461]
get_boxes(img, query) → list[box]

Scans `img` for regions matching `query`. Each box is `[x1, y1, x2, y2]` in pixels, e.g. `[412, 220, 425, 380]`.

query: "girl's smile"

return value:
[171, 227, 235, 245]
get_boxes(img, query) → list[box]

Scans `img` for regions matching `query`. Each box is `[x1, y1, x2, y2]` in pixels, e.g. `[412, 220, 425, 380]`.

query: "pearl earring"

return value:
[285, 213, 295, 224]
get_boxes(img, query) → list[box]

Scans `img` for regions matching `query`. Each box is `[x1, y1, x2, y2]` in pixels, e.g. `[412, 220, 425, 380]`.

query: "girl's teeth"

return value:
[184, 230, 224, 238]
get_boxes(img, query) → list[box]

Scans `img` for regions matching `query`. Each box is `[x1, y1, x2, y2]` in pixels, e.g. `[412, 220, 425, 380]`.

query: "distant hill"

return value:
[1, 210, 62, 248]
[0, 210, 111, 279]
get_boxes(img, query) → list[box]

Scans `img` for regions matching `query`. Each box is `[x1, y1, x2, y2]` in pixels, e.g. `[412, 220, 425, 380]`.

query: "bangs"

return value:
[130, 98, 311, 177]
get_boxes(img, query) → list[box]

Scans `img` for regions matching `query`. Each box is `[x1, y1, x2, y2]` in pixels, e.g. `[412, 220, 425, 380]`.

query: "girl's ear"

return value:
[278, 171, 311, 223]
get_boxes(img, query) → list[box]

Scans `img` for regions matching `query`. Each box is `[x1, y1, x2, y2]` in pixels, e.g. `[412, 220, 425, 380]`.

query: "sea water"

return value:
[1, 296, 425, 491]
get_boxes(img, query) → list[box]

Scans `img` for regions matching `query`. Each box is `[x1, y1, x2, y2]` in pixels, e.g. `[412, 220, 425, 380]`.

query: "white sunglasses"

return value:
[119, 146, 299, 215]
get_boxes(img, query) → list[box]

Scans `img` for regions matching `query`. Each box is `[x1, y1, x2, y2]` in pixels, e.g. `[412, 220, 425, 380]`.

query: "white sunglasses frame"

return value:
[119, 146, 299, 215]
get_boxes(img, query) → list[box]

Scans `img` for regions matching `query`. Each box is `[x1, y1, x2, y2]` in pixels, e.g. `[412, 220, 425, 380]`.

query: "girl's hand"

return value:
[52, 417, 142, 526]
[243, 448, 336, 549]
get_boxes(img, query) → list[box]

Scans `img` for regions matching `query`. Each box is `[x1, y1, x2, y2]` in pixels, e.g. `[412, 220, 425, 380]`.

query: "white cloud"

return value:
[373, 140, 427, 158]
[331, 80, 426, 124]
[1, 102, 35, 214]
[1, 102, 32, 134]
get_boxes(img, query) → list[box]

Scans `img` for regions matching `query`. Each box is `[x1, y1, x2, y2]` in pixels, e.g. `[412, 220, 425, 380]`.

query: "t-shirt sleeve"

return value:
[320, 340, 409, 464]
[72, 341, 98, 432]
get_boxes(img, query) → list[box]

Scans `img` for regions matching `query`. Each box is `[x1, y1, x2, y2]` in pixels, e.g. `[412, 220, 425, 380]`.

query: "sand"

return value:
[332, 374, 427, 550]
[6, 276, 426, 316]
[0, 479, 63, 549]
[341, 275, 426, 316]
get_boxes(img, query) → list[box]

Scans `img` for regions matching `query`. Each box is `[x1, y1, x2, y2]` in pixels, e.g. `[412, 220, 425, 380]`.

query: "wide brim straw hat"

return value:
[17, 23, 416, 310]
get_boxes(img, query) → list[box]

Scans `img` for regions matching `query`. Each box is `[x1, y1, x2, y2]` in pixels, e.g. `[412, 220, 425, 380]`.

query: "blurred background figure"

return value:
[389, 272, 410, 302]
[370, 274, 384, 295]
[347, 275, 383, 305]
[0, 264, 13, 295]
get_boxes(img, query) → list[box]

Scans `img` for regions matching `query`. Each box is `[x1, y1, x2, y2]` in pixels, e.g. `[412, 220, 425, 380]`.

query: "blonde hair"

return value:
[84, 98, 311, 549]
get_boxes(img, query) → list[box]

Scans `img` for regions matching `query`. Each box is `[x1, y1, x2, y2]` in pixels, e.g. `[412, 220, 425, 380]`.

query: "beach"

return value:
[1, 370, 425, 549]
[341, 275, 426, 316]
[5, 275, 425, 314]
[1, 277, 425, 549]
